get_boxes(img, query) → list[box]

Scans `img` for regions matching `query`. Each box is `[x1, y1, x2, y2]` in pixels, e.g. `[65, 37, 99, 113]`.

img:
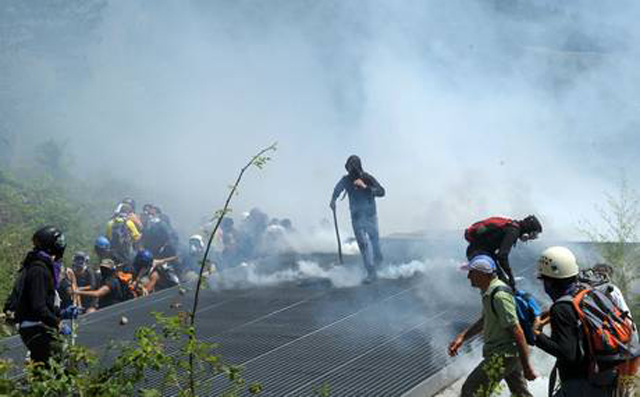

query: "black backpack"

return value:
[3, 262, 46, 325]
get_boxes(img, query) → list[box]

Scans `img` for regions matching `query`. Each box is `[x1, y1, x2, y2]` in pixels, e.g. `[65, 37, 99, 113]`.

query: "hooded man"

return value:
[10, 226, 67, 364]
[330, 155, 386, 283]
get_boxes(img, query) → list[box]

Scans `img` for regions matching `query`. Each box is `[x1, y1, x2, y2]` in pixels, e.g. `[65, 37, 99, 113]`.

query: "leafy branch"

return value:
[188, 143, 277, 395]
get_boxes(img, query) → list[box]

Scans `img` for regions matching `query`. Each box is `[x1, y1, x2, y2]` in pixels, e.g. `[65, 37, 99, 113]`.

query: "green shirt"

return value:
[482, 278, 519, 357]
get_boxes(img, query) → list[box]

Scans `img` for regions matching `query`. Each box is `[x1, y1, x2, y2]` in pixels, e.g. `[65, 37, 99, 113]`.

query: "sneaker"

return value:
[363, 273, 378, 284]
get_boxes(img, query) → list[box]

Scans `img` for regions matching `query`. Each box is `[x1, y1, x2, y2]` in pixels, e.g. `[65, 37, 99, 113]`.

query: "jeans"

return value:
[352, 215, 383, 277]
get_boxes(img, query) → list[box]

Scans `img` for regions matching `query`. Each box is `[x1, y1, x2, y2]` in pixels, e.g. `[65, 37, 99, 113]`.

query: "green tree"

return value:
[579, 177, 640, 298]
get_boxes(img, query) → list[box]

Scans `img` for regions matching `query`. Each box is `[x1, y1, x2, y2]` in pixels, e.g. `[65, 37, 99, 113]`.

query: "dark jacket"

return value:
[536, 301, 592, 382]
[331, 157, 385, 221]
[16, 251, 61, 329]
[466, 221, 521, 284]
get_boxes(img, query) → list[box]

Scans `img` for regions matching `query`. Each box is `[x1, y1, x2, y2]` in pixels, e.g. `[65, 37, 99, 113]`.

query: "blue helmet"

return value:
[95, 236, 110, 251]
[133, 249, 153, 273]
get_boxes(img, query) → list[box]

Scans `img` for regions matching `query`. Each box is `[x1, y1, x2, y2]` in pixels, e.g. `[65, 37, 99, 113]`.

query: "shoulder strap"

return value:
[490, 285, 514, 315]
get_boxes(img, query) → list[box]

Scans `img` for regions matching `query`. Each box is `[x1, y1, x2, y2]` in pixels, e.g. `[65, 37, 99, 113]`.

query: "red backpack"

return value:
[464, 217, 515, 243]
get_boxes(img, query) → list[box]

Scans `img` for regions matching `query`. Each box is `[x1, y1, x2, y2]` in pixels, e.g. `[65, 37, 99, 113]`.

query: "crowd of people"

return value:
[3, 155, 639, 396]
[3, 197, 300, 366]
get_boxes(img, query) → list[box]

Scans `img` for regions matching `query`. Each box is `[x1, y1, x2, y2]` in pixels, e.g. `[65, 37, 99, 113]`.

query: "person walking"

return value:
[330, 155, 385, 284]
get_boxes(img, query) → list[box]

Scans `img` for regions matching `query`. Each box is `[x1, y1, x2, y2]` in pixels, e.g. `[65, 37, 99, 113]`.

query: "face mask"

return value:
[544, 280, 576, 301]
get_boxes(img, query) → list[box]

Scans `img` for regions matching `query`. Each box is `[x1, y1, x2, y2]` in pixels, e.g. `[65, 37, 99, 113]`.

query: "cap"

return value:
[460, 254, 497, 274]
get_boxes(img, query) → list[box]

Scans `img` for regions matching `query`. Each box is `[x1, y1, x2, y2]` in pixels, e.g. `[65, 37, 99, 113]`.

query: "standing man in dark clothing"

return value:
[534, 246, 617, 396]
[12, 226, 67, 365]
[465, 215, 542, 288]
[330, 155, 386, 283]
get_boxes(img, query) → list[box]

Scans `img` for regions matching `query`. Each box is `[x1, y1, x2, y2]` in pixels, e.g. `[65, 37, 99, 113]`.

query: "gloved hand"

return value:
[60, 324, 72, 336]
[61, 305, 80, 320]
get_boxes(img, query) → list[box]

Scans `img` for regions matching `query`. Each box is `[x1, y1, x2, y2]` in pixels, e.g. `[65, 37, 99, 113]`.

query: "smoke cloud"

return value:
[2, 1, 640, 240]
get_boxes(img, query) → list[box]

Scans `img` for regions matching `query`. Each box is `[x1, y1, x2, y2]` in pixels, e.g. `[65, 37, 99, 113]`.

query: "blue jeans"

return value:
[352, 215, 383, 276]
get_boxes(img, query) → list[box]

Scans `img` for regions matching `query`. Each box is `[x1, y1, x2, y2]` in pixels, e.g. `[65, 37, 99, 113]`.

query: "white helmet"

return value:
[537, 246, 579, 279]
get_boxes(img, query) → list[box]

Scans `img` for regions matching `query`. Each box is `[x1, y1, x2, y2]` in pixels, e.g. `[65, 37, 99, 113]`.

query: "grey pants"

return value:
[352, 215, 383, 277]
[461, 355, 533, 397]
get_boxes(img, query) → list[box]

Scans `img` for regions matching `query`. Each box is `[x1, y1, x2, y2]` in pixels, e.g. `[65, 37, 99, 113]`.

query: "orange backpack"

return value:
[559, 287, 640, 374]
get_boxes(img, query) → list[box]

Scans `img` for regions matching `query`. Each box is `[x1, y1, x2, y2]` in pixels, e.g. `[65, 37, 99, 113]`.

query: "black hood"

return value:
[345, 155, 363, 178]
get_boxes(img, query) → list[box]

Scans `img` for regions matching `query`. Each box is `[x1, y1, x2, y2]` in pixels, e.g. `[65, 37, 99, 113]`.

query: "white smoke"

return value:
[206, 257, 446, 290]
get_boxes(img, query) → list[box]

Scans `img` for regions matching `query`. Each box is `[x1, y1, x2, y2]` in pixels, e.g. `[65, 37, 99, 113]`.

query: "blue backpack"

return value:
[491, 286, 541, 345]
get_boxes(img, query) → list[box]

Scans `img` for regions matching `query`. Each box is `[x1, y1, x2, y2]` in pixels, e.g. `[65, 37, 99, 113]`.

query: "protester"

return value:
[106, 203, 141, 264]
[72, 263, 138, 309]
[11, 226, 70, 365]
[56, 264, 78, 311]
[140, 224, 180, 291]
[115, 198, 143, 231]
[330, 155, 386, 284]
[448, 255, 536, 397]
[238, 208, 269, 259]
[71, 251, 99, 313]
[182, 234, 206, 275]
[94, 236, 114, 264]
[220, 217, 240, 268]
[591, 263, 632, 316]
[465, 215, 543, 288]
[533, 246, 619, 396]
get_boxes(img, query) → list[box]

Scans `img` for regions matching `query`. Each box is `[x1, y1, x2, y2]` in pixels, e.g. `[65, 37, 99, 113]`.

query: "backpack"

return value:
[3, 262, 47, 325]
[578, 269, 620, 305]
[491, 286, 541, 345]
[557, 287, 640, 367]
[115, 271, 138, 301]
[110, 216, 132, 254]
[465, 217, 515, 243]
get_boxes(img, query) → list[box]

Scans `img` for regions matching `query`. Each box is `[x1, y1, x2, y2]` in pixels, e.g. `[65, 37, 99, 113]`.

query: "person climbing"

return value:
[448, 254, 536, 397]
[141, 223, 180, 291]
[106, 203, 141, 264]
[330, 155, 385, 284]
[130, 249, 154, 295]
[465, 215, 542, 288]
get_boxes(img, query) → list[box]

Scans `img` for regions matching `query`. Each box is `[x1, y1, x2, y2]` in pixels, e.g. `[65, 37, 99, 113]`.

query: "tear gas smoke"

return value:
[2, 1, 640, 240]
[207, 258, 447, 290]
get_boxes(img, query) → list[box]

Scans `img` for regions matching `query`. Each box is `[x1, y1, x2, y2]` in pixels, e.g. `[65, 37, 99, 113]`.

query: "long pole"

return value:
[332, 207, 343, 265]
